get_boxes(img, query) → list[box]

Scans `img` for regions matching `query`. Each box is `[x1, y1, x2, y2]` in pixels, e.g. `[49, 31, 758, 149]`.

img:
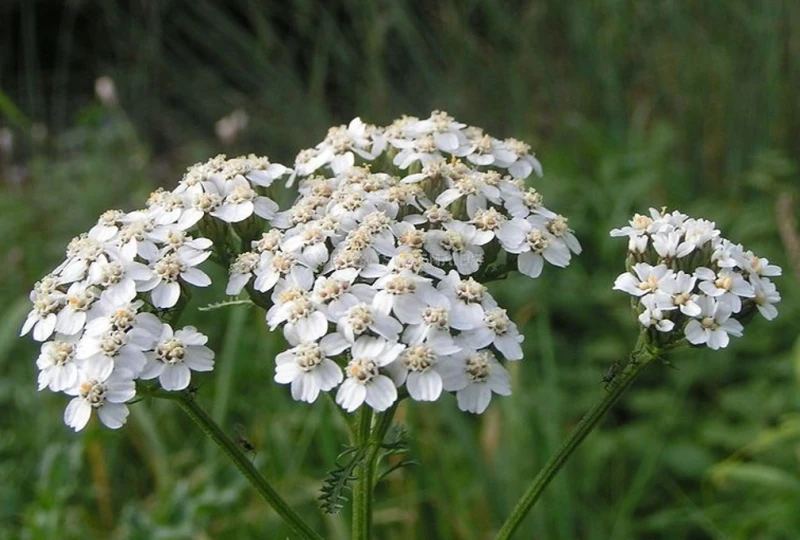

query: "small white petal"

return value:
[97, 403, 130, 429]
[407, 370, 443, 402]
[151, 282, 181, 308]
[336, 379, 367, 412]
[159, 364, 191, 391]
[64, 399, 92, 431]
[365, 376, 398, 411]
[181, 267, 211, 287]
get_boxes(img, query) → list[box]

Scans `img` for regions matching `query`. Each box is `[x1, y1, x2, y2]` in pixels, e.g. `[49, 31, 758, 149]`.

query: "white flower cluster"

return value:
[22, 111, 580, 430]
[20, 153, 289, 430]
[611, 208, 782, 350]
[250, 111, 580, 414]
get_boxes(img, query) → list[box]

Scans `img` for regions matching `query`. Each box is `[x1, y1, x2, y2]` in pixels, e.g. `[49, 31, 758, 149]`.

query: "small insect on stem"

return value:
[233, 423, 256, 458]
[601, 360, 621, 391]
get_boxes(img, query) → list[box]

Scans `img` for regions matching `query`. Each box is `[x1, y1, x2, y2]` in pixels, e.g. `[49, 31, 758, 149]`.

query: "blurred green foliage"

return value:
[1, 1, 799, 538]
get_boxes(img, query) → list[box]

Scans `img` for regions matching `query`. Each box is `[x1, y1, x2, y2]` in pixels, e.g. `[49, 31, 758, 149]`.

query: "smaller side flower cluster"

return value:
[20, 154, 290, 430]
[611, 208, 782, 350]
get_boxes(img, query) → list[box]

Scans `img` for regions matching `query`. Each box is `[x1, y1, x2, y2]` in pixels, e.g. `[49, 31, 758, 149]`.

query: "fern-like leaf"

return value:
[197, 299, 254, 311]
[318, 446, 367, 514]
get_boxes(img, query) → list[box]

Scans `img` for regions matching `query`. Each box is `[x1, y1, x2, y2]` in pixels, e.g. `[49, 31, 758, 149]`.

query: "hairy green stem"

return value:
[150, 388, 323, 540]
[495, 336, 658, 539]
[351, 402, 401, 539]
[352, 407, 374, 540]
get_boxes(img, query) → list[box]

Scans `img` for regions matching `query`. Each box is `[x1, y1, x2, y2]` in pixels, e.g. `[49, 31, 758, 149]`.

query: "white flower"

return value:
[210, 175, 279, 223]
[82, 298, 161, 337]
[281, 223, 333, 269]
[274, 337, 345, 403]
[272, 202, 319, 233]
[226, 252, 261, 295]
[402, 305, 454, 346]
[424, 221, 491, 275]
[470, 207, 507, 242]
[88, 209, 124, 242]
[64, 369, 136, 431]
[292, 147, 330, 179]
[680, 218, 719, 253]
[649, 208, 688, 232]
[179, 181, 224, 227]
[402, 110, 467, 152]
[311, 276, 373, 320]
[87, 252, 153, 305]
[440, 349, 511, 414]
[55, 233, 110, 284]
[434, 172, 502, 218]
[458, 307, 524, 360]
[684, 296, 743, 350]
[751, 276, 781, 320]
[315, 118, 379, 174]
[325, 246, 377, 275]
[21, 279, 65, 342]
[114, 211, 163, 261]
[371, 272, 445, 324]
[436, 271, 497, 330]
[235, 155, 289, 187]
[36, 334, 81, 392]
[503, 186, 544, 219]
[335, 336, 405, 412]
[391, 135, 445, 170]
[269, 294, 329, 345]
[149, 229, 213, 258]
[140, 249, 212, 309]
[253, 251, 314, 293]
[652, 230, 695, 260]
[613, 263, 674, 298]
[337, 302, 403, 343]
[637, 294, 676, 332]
[75, 313, 160, 380]
[695, 267, 754, 313]
[252, 229, 284, 254]
[146, 188, 187, 226]
[326, 190, 376, 227]
[744, 253, 782, 278]
[356, 211, 397, 256]
[463, 132, 514, 167]
[609, 211, 658, 253]
[528, 212, 582, 256]
[387, 343, 444, 401]
[140, 325, 215, 391]
[494, 138, 543, 179]
[496, 218, 571, 278]
[376, 182, 425, 219]
[55, 281, 100, 335]
[660, 270, 701, 317]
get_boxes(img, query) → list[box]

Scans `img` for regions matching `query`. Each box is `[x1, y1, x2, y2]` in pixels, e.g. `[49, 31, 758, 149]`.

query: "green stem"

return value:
[352, 407, 374, 540]
[150, 388, 323, 540]
[495, 336, 659, 539]
[351, 402, 401, 540]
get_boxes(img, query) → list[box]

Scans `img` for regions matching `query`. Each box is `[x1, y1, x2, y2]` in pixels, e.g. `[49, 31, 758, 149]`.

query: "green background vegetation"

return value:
[1, 1, 799, 538]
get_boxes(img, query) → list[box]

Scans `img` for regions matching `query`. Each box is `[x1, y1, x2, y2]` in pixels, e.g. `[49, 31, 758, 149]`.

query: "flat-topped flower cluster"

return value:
[22, 111, 581, 431]
[611, 208, 781, 350]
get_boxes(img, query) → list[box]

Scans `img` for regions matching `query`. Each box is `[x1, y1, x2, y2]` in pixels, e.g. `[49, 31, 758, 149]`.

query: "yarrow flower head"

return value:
[611, 207, 781, 350]
[22, 112, 580, 431]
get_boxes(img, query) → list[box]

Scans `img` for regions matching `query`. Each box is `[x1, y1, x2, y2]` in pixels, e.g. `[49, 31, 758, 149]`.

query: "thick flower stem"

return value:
[352, 403, 400, 540]
[152, 389, 323, 540]
[352, 407, 374, 540]
[495, 337, 658, 540]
